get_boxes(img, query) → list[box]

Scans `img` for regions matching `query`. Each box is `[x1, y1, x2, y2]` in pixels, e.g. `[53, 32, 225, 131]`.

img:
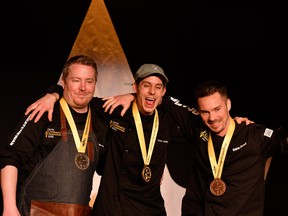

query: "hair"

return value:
[194, 80, 229, 100]
[61, 55, 98, 81]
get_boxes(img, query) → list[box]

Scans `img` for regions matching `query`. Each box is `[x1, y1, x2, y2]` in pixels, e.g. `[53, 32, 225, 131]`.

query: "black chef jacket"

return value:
[163, 96, 288, 216]
[91, 97, 185, 216]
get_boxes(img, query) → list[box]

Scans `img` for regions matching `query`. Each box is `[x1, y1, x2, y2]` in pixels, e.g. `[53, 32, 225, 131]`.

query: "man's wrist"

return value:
[49, 93, 59, 102]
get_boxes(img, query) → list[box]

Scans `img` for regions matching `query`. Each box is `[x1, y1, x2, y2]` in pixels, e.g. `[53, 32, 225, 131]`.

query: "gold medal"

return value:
[142, 165, 152, 182]
[210, 178, 226, 196]
[75, 153, 90, 170]
[133, 101, 158, 184]
[60, 99, 91, 171]
[208, 118, 235, 197]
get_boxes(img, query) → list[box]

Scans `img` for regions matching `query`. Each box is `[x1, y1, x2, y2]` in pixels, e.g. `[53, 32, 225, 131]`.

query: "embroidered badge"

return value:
[110, 120, 125, 132]
[45, 128, 62, 138]
[200, 130, 208, 141]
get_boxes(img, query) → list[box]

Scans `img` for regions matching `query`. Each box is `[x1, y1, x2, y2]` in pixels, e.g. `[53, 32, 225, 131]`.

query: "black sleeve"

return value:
[278, 127, 288, 154]
[161, 95, 202, 139]
[47, 84, 63, 98]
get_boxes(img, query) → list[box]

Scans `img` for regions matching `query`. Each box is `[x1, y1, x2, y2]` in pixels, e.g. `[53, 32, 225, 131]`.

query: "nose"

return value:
[208, 112, 216, 121]
[148, 86, 155, 94]
[79, 81, 86, 91]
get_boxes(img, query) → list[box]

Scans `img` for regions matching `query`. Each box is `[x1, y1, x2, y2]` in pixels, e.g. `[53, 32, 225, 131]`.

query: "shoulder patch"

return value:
[264, 128, 273, 138]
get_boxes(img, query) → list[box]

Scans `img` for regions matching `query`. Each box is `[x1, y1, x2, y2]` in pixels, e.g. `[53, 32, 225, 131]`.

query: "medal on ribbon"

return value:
[60, 98, 91, 170]
[132, 101, 159, 183]
[208, 117, 235, 196]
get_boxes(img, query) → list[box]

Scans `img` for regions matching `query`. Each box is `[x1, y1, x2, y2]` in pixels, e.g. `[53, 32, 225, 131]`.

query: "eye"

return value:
[143, 83, 151, 88]
[155, 85, 163, 90]
[86, 80, 94, 84]
[72, 79, 80, 83]
[200, 111, 209, 115]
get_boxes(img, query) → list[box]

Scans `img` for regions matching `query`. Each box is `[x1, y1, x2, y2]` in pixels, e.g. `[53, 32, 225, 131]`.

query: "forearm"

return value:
[1, 165, 18, 208]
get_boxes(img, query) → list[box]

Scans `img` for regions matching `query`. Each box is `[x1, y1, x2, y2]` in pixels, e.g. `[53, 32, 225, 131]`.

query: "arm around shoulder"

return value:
[102, 93, 135, 116]
[25, 84, 63, 123]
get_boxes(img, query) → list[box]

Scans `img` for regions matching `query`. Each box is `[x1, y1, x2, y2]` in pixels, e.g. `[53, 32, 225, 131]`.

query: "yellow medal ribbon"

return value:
[132, 100, 159, 167]
[59, 98, 91, 153]
[208, 117, 235, 179]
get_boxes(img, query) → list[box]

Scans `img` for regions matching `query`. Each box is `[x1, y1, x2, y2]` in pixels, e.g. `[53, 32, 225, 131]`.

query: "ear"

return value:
[227, 99, 231, 111]
[162, 87, 166, 97]
[132, 83, 137, 92]
[61, 79, 65, 88]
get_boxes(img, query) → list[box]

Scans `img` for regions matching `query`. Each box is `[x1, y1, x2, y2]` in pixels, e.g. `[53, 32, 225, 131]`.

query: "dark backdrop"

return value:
[1, 0, 286, 215]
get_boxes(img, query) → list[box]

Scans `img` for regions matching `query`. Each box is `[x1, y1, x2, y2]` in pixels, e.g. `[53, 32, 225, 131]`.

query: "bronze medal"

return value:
[210, 178, 226, 196]
[142, 165, 152, 182]
[75, 153, 90, 170]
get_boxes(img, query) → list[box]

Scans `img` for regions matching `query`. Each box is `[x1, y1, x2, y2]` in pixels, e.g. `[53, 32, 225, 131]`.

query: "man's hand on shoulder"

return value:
[25, 93, 59, 123]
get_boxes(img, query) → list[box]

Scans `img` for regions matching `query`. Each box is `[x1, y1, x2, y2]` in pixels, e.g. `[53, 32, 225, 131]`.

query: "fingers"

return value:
[102, 97, 115, 108]
[102, 96, 114, 101]
[27, 105, 42, 121]
[246, 120, 254, 125]
[25, 93, 57, 122]
[103, 96, 123, 114]
[25, 101, 40, 116]
[28, 110, 36, 121]
[102, 94, 132, 116]
[33, 110, 45, 123]
[109, 104, 117, 115]
[234, 117, 254, 125]
[103, 97, 118, 113]
[120, 104, 129, 117]
[48, 109, 54, 122]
